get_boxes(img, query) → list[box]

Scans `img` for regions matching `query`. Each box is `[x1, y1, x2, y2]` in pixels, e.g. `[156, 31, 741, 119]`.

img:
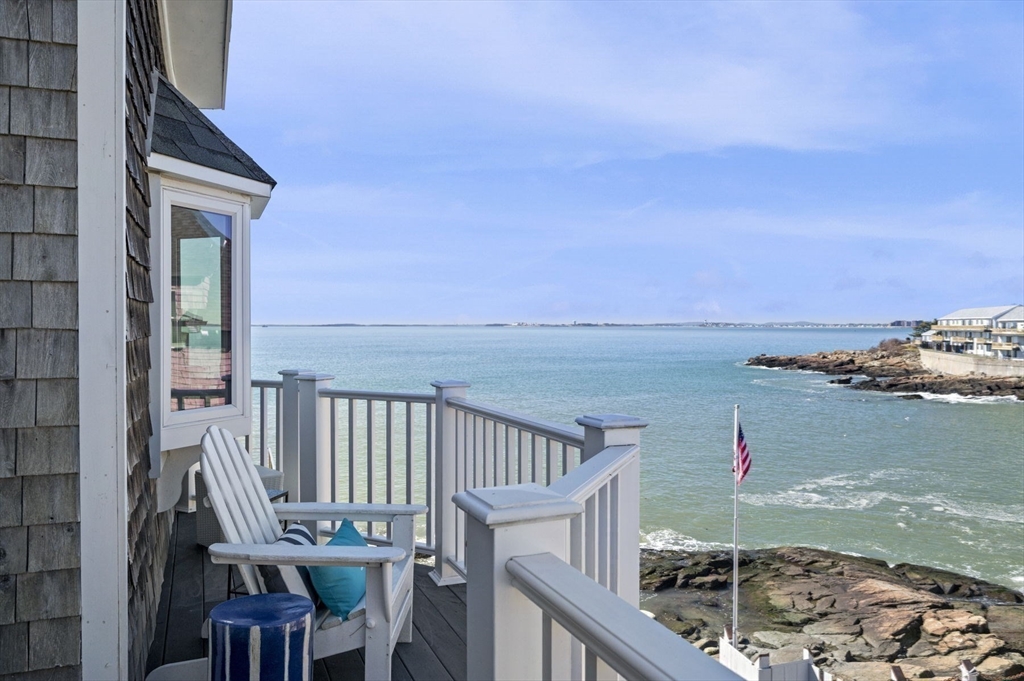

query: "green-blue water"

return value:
[252, 326, 1024, 589]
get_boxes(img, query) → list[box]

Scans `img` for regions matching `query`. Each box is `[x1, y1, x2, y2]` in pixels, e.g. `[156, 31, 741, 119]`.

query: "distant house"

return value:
[0, 2, 273, 678]
[930, 305, 1024, 360]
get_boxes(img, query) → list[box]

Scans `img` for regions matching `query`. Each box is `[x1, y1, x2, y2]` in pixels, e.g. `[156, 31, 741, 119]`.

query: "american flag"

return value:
[733, 422, 751, 484]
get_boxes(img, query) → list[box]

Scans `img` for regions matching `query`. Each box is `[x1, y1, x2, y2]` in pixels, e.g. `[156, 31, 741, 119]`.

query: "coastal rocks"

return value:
[640, 546, 1023, 681]
[747, 344, 1024, 399]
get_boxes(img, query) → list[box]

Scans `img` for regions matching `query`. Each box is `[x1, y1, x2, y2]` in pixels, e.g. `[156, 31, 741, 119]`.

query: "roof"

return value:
[151, 77, 275, 188]
[997, 305, 1024, 322]
[938, 305, 1019, 321]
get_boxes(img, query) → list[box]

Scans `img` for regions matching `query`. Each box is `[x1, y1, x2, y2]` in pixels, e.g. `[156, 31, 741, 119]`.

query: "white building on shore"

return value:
[930, 305, 1024, 359]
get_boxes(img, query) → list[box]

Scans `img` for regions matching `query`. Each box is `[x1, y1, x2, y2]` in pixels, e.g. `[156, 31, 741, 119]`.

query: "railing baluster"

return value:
[598, 483, 609, 588]
[275, 387, 283, 469]
[259, 387, 268, 467]
[492, 419, 499, 487]
[475, 416, 485, 489]
[610, 474, 620, 595]
[504, 424, 512, 486]
[585, 495, 596, 581]
[546, 438, 557, 486]
[330, 398, 337, 509]
[518, 429, 526, 484]
[425, 402, 433, 548]
[531, 433, 540, 483]
[386, 400, 395, 540]
[406, 402, 414, 506]
[366, 399, 375, 537]
[347, 399, 355, 504]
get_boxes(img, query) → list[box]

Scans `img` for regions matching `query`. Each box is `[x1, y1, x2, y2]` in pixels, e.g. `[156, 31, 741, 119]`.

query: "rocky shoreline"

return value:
[640, 547, 1024, 681]
[746, 343, 1024, 400]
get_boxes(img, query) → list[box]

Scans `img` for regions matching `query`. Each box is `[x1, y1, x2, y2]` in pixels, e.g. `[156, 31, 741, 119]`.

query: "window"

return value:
[170, 206, 233, 412]
[150, 180, 251, 454]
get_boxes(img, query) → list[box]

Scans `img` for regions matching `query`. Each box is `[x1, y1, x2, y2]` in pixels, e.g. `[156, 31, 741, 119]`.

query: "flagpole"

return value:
[732, 404, 740, 648]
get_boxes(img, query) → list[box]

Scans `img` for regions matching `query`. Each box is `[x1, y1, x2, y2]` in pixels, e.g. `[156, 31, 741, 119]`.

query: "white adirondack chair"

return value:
[200, 425, 427, 680]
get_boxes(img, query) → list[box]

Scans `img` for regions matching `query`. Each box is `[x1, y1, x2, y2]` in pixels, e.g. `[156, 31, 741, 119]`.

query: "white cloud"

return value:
[226, 0, 1015, 157]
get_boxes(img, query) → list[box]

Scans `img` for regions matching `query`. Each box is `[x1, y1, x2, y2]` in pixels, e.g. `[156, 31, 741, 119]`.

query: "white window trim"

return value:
[149, 175, 252, 458]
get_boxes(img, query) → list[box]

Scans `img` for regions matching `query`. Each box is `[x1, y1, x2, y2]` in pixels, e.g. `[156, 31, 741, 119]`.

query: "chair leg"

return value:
[363, 566, 393, 680]
[398, 605, 413, 644]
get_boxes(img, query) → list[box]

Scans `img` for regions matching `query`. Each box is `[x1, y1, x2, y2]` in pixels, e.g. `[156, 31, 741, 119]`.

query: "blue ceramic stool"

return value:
[209, 593, 315, 681]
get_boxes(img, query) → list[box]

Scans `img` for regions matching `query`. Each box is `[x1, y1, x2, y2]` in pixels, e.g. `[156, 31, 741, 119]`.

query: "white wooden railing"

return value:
[453, 439, 742, 681]
[252, 370, 741, 679]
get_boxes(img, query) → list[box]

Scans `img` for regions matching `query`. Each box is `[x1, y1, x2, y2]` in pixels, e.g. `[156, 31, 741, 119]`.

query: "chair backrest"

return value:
[200, 425, 283, 594]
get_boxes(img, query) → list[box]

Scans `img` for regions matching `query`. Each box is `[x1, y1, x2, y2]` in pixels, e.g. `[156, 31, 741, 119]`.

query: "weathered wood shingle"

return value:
[25, 0, 51, 42]
[34, 377, 76, 426]
[27, 41, 74, 90]
[11, 233, 76, 281]
[33, 186, 75, 234]
[16, 426, 77, 476]
[0, 280, 31, 327]
[0, 0, 30, 40]
[0, 38, 28, 85]
[0, 476, 22, 526]
[0, 427, 14, 476]
[24, 136, 75, 187]
[0, 379, 34, 428]
[32, 281, 76, 328]
[28, 615, 81, 670]
[21, 473, 77, 525]
[27, 522, 78, 572]
[0, 234, 11, 278]
[0, 134, 26, 183]
[10, 87, 74, 139]
[0, 620, 28, 674]
[0, 185, 33, 232]
[0, 524, 27, 574]
[16, 566, 79, 620]
[15, 329, 77, 378]
[0, 85, 9, 133]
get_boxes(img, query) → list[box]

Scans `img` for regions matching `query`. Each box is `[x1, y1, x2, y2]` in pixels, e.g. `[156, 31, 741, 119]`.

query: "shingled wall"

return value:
[0, 0, 82, 678]
[124, 0, 170, 678]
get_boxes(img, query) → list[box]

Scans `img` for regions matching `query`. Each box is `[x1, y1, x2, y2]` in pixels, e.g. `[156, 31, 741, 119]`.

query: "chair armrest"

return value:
[272, 502, 427, 523]
[208, 542, 406, 567]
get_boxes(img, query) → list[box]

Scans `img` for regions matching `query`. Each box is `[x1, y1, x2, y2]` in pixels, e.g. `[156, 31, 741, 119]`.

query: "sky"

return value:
[206, 1, 1024, 325]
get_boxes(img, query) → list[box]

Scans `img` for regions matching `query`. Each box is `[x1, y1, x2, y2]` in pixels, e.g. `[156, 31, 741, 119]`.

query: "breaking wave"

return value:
[640, 529, 730, 552]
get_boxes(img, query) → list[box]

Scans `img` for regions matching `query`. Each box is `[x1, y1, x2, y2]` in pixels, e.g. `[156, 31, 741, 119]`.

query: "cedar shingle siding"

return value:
[0, 1, 81, 679]
[2, 1, 171, 677]
[125, 0, 170, 679]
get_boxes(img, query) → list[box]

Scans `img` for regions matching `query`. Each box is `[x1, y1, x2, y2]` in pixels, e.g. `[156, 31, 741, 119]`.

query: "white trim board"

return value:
[78, 2, 130, 678]
[148, 152, 273, 218]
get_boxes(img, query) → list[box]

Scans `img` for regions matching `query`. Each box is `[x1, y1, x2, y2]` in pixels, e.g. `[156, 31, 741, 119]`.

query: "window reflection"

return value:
[170, 206, 232, 411]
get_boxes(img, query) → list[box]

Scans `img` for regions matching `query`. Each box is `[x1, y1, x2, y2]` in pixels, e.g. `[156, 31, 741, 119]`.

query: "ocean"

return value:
[252, 325, 1024, 590]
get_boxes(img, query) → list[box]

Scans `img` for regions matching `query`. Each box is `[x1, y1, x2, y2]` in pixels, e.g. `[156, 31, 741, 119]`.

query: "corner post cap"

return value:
[278, 369, 313, 377]
[453, 483, 582, 528]
[431, 379, 471, 389]
[575, 414, 649, 430]
[295, 372, 335, 382]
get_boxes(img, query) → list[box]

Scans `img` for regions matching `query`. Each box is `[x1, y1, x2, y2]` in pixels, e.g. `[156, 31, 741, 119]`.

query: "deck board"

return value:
[147, 512, 467, 681]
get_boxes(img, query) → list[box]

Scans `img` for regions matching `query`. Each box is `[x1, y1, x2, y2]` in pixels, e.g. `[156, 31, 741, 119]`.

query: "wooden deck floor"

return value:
[146, 512, 468, 681]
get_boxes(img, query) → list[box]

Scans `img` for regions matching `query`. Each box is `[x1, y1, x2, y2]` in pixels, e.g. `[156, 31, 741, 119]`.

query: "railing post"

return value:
[575, 414, 647, 680]
[454, 483, 582, 681]
[278, 369, 311, 502]
[297, 373, 335, 520]
[430, 379, 470, 586]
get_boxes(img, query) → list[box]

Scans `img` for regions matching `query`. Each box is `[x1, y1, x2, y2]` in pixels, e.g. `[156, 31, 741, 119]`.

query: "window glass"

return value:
[170, 206, 232, 411]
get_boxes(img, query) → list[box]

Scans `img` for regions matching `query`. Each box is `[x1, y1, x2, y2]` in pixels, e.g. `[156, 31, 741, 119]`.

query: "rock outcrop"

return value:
[640, 547, 1024, 681]
[746, 343, 1024, 400]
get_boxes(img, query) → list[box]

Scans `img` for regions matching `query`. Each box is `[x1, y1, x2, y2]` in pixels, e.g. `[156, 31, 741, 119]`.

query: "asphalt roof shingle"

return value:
[151, 77, 276, 187]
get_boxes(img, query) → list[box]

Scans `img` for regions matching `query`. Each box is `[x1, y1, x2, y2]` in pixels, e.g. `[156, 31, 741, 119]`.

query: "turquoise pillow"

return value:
[308, 519, 367, 619]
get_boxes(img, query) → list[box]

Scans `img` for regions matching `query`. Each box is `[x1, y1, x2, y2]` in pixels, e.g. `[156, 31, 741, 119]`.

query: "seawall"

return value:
[919, 348, 1024, 378]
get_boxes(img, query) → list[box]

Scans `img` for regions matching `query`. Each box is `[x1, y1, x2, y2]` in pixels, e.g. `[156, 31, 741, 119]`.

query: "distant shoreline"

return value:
[253, 322, 900, 329]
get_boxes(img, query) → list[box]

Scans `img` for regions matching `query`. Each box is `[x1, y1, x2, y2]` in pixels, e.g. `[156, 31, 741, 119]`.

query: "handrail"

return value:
[548, 444, 638, 503]
[507, 553, 742, 681]
[318, 388, 434, 403]
[446, 397, 585, 447]
[252, 378, 283, 388]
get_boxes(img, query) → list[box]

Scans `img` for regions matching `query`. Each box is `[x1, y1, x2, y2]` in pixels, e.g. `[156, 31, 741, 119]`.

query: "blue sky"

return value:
[207, 1, 1024, 325]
